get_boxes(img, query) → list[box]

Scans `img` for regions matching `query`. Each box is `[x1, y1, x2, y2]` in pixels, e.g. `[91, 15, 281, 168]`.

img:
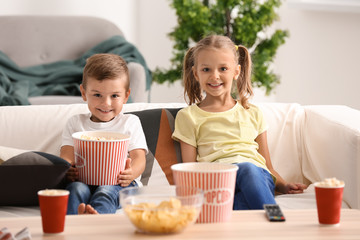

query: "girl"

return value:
[172, 35, 307, 210]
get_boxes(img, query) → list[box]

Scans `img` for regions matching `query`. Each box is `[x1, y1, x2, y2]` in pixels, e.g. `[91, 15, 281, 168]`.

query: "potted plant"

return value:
[153, 0, 288, 95]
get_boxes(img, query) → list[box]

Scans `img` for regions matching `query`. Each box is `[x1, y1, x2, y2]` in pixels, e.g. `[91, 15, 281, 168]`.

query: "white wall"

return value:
[274, 3, 360, 110]
[1, 0, 359, 109]
[137, 0, 185, 103]
[0, 0, 138, 48]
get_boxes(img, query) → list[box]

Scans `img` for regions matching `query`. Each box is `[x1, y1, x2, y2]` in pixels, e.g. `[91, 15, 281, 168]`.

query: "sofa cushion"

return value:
[127, 108, 183, 186]
[0, 146, 28, 164]
[0, 151, 71, 206]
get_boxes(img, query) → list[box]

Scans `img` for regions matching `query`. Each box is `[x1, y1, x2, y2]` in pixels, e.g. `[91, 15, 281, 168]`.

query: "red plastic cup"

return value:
[314, 183, 345, 225]
[38, 189, 69, 234]
[72, 131, 129, 185]
[171, 162, 238, 223]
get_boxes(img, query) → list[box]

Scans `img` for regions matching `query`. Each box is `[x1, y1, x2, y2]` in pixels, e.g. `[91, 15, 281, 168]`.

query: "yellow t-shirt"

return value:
[172, 101, 270, 172]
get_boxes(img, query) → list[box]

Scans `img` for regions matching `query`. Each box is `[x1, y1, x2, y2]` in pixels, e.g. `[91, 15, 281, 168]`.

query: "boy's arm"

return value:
[118, 148, 146, 187]
[60, 145, 79, 182]
[128, 148, 146, 179]
[60, 145, 75, 164]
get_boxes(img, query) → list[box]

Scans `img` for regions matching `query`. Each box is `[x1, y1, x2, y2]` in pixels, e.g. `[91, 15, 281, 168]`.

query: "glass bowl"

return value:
[119, 186, 204, 234]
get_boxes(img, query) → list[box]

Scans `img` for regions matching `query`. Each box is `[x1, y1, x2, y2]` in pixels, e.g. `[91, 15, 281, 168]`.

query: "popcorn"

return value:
[124, 198, 198, 234]
[316, 178, 344, 187]
[38, 189, 69, 196]
[80, 135, 119, 141]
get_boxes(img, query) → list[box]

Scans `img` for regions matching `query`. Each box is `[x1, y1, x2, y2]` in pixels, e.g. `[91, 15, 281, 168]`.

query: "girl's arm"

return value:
[256, 131, 307, 194]
[118, 149, 146, 187]
[180, 141, 197, 162]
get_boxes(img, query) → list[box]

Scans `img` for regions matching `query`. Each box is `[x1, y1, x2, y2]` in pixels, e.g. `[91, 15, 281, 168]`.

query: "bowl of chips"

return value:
[120, 186, 204, 234]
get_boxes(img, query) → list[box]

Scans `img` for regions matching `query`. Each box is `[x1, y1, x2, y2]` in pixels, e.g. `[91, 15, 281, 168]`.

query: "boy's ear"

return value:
[79, 84, 87, 101]
[123, 88, 131, 103]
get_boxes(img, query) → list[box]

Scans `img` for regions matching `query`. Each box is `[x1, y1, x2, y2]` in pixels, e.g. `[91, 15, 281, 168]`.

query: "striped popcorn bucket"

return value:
[171, 162, 238, 223]
[72, 131, 129, 186]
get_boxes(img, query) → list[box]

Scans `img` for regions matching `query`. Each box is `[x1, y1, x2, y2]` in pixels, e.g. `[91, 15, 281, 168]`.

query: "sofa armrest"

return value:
[302, 105, 360, 209]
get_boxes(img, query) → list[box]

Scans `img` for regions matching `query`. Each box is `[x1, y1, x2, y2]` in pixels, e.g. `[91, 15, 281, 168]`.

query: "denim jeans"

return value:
[66, 181, 137, 215]
[233, 162, 276, 210]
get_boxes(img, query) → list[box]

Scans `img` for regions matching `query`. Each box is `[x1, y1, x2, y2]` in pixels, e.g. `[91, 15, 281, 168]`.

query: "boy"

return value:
[60, 53, 147, 214]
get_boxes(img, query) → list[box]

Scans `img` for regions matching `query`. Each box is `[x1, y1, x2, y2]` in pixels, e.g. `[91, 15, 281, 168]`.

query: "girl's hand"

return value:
[66, 165, 79, 182]
[278, 183, 308, 194]
[117, 158, 134, 187]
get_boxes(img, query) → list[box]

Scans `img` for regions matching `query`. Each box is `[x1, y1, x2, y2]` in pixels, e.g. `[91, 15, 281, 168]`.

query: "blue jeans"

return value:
[233, 162, 276, 210]
[66, 181, 137, 215]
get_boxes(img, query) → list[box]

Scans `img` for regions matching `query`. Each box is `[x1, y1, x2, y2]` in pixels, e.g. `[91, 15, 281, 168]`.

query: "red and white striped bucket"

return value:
[171, 162, 238, 223]
[72, 131, 129, 186]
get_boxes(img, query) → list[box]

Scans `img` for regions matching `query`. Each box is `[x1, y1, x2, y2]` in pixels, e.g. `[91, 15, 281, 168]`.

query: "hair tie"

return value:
[235, 45, 239, 51]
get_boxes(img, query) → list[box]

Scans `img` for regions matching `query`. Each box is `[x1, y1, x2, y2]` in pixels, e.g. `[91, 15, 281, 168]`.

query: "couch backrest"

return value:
[0, 16, 123, 67]
[0, 102, 306, 184]
[0, 103, 186, 155]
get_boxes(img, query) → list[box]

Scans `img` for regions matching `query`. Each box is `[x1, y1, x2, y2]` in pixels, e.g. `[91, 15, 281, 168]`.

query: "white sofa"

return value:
[0, 102, 359, 217]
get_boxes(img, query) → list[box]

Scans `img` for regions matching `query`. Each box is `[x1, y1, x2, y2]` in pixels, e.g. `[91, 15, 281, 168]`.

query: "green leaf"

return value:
[153, 0, 288, 94]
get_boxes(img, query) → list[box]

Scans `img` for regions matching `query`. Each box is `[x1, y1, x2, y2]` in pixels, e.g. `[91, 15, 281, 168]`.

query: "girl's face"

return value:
[192, 48, 240, 101]
[80, 77, 130, 122]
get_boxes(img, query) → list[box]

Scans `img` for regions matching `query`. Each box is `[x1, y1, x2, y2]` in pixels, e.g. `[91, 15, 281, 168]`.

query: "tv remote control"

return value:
[263, 204, 286, 222]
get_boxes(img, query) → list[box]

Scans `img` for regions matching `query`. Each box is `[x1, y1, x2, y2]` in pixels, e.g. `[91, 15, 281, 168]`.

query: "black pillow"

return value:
[0, 151, 71, 206]
[127, 108, 183, 186]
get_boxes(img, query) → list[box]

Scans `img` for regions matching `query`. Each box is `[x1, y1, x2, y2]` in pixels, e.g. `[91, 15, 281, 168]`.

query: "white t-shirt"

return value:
[62, 112, 148, 154]
[61, 112, 148, 185]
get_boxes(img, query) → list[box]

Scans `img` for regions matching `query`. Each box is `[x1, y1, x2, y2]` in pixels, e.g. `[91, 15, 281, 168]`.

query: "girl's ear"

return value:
[80, 84, 87, 101]
[234, 64, 241, 80]
[192, 66, 199, 81]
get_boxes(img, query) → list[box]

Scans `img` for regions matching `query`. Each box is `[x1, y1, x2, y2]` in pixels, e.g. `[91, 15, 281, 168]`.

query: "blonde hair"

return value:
[183, 35, 253, 109]
[82, 53, 129, 90]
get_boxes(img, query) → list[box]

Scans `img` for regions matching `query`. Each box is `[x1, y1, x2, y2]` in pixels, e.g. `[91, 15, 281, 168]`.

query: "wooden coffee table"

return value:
[1, 209, 360, 239]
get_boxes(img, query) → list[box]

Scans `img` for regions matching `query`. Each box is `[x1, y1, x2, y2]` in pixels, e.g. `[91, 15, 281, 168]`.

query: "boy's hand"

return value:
[118, 158, 134, 187]
[66, 165, 79, 182]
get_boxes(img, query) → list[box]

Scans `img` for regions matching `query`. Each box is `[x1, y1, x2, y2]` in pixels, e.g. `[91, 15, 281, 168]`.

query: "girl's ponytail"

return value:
[236, 45, 253, 109]
[183, 47, 202, 105]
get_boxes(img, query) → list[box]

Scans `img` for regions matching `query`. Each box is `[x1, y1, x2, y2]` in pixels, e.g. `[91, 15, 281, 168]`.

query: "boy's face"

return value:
[80, 76, 130, 122]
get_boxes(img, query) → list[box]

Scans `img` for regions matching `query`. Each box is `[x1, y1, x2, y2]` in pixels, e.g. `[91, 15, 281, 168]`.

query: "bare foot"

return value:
[77, 203, 99, 215]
